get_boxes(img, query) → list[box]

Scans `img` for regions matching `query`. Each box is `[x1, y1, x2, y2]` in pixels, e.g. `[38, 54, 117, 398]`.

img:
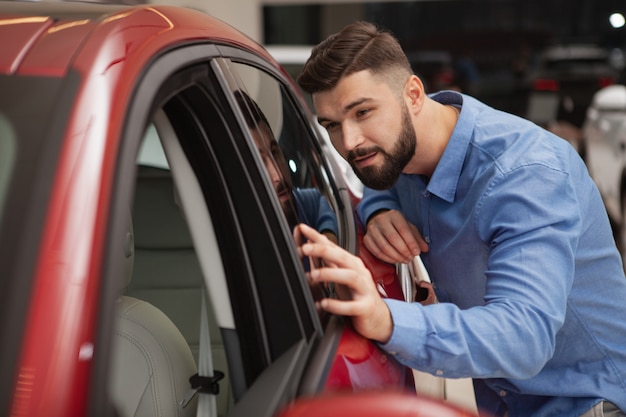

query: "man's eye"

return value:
[356, 108, 370, 117]
[325, 122, 339, 132]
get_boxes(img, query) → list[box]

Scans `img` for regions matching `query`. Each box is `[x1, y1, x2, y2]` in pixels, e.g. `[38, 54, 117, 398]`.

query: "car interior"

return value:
[110, 114, 231, 417]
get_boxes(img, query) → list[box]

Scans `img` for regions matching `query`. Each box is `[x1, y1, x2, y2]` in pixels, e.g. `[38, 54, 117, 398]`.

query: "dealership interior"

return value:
[3, 1, 626, 415]
[141, 0, 626, 120]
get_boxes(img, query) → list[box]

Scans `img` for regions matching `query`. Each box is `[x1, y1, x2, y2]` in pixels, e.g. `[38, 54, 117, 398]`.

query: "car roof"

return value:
[0, 0, 277, 76]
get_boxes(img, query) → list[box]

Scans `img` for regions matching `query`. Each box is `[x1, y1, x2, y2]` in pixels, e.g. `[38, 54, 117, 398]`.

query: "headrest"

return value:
[132, 165, 193, 249]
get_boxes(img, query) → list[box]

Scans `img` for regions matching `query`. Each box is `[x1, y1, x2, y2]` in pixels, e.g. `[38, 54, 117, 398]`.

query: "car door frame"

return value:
[91, 42, 342, 417]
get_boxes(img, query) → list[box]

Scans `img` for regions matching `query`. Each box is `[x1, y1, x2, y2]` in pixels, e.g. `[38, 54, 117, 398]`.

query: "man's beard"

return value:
[347, 105, 416, 190]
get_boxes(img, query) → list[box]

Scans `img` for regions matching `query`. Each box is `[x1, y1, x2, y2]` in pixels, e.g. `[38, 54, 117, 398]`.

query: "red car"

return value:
[0, 2, 478, 417]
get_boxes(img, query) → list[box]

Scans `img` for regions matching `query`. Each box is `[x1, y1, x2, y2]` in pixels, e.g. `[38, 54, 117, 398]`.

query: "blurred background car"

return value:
[524, 44, 623, 155]
[582, 84, 626, 265]
[406, 50, 457, 94]
[0, 3, 488, 417]
[526, 44, 621, 128]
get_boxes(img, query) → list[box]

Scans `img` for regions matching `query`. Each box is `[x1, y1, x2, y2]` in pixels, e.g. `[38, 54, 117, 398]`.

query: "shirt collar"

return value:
[425, 90, 474, 203]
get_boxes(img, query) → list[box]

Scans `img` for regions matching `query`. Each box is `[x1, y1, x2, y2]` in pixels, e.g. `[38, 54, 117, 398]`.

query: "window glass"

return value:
[153, 72, 309, 382]
[137, 123, 170, 169]
[229, 62, 340, 323]
[230, 63, 338, 237]
[106, 51, 334, 416]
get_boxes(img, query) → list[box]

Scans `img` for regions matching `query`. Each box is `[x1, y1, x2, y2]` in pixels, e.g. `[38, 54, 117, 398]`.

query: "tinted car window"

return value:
[99, 46, 326, 416]
[224, 61, 342, 324]
[137, 58, 323, 388]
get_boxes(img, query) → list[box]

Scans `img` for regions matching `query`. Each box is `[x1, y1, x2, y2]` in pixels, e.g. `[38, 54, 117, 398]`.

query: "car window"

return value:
[229, 62, 340, 239]
[220, 60, 345, 324]
[106, 50, 332, 417]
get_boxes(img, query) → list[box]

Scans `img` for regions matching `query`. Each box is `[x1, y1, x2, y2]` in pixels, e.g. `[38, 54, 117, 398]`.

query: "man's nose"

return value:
[267, 160, 282, 183]
[342, 121, 363, 152]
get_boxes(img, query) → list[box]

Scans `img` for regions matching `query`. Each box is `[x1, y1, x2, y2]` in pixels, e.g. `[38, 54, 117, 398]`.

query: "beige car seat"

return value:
[128, 165, 204, 360]
[110, 212, 198, 417]
[126, 165, 231, 416]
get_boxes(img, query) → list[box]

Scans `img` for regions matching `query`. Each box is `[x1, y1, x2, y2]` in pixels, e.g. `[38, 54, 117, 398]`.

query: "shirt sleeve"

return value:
[293, 188, 338, 235]
[357, 186, 403, 224]
[379, 162, 582, 380]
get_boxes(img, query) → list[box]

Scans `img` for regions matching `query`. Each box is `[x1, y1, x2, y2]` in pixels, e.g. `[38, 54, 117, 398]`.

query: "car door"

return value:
[90, 41, 409, 417]
[85, 44, 314, 417]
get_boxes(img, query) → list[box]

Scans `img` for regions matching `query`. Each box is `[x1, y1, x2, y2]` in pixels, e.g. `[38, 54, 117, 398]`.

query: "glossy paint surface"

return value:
[277, 391, 478, 417]
[324, 214, 410, 389]
[1, 4, 415, 416]
[1, 6, 276, 417]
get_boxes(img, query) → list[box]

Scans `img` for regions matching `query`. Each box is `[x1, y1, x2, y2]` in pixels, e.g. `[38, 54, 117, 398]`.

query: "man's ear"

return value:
[405, 75, 425, 112]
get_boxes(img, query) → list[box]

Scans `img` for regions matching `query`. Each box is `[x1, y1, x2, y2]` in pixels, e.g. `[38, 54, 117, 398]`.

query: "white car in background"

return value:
[582, 84, 626, 260]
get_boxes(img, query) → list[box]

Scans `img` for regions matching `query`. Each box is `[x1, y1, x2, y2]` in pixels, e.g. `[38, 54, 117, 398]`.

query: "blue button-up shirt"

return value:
[358, 91, 626, 417]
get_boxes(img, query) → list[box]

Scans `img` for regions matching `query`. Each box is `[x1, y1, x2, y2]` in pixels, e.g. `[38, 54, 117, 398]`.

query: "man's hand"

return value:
[363, 209, 429, 264]
[295, 223, 394, 343]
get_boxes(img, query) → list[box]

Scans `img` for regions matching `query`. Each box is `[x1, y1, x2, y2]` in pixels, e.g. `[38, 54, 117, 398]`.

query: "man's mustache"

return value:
[347, 146, 384, 164]
[275, 180, 291, 195]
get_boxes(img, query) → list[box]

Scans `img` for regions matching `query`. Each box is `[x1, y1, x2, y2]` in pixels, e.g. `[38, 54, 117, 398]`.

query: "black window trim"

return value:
[215, 45, 358, 254]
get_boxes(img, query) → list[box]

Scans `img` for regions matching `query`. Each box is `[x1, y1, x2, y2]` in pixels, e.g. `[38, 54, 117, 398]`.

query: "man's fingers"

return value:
[363, 232, 406, 264]
[365, 210, 428, 263]
[297, 223, 328, 243]
[406, 223, 430, 253]
[296, 224, 393, 343]
[319, 297, 359, 316]
[299, 224, 363, 270]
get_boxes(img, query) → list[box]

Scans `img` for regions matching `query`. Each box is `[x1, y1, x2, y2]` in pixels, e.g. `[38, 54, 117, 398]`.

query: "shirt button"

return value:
[425, 236, 431, 244]
[436, 370, 444, 376]
[499, 390, 507, 397]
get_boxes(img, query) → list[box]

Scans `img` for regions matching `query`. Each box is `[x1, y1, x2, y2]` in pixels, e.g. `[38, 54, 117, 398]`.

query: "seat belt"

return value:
[180, 289, 222, 417]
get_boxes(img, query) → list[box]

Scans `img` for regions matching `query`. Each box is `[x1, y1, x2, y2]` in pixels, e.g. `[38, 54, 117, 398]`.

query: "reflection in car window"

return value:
[233, 90, 338, 243]
[229, 63, 339, 242]
[228, 62, 342, 325]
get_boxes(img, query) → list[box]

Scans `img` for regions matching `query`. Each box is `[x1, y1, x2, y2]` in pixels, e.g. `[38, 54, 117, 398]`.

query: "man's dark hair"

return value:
[234, 89, 272, 131]
[297, 21, 412, 95]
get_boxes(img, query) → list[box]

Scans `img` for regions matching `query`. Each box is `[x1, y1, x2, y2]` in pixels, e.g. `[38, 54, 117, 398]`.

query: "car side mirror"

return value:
[276, 391, 483, 417]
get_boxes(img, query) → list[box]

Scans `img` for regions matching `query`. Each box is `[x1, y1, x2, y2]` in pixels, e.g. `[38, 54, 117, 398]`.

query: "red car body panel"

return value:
[2, 7, 281, 416]
[325, 324, 410, 392]
[277, 391, 478, 417]
[2, 5, 414, 416]
[322, 216, 413, 392]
